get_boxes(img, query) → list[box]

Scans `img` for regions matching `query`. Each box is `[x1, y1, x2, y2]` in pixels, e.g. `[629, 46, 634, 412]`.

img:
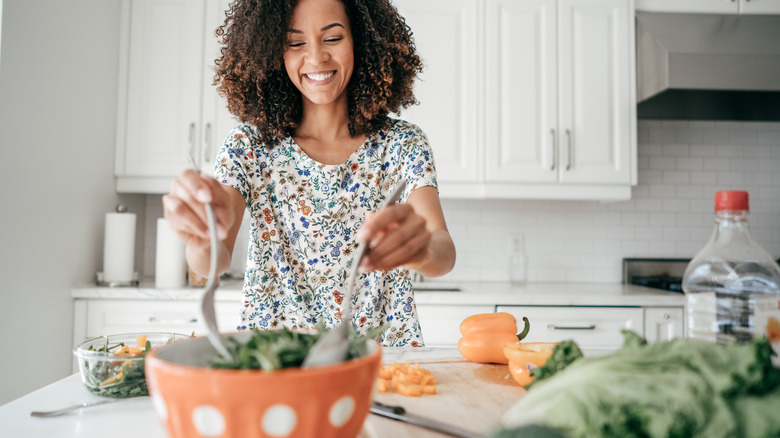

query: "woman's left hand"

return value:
[356, 203, 432, 272]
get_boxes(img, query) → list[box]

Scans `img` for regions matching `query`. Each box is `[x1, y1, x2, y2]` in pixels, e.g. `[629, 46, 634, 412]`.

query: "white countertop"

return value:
[0, 347, 494, 438]
[72, 279, 686, 307]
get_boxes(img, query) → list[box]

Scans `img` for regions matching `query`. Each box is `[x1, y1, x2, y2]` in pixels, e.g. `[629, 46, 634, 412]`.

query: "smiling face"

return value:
[283, 0, 354, 109]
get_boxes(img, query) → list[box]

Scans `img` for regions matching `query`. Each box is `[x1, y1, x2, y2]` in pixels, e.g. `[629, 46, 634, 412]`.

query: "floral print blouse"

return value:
[214, 118, 438, 347]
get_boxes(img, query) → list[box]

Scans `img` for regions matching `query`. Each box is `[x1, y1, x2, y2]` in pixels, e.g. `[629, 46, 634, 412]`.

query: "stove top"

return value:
[630, 275, 683, 293]
[623, 258, 689, 294]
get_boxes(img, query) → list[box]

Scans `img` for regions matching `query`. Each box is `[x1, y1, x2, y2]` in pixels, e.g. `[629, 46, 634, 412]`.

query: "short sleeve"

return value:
[398, 123, 438, 196]
[213, 125, 258, 203]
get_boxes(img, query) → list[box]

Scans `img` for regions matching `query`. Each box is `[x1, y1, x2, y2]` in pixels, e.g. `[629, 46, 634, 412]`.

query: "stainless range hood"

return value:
[636, 12, 780, 121]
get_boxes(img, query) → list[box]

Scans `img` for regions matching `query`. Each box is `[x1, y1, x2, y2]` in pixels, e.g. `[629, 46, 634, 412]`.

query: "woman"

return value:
[162, 0, 455, 346]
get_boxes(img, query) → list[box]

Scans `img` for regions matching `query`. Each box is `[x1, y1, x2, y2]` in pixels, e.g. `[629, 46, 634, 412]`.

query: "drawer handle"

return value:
[547, 324, 596, 330]
[149, 316, 198, 324]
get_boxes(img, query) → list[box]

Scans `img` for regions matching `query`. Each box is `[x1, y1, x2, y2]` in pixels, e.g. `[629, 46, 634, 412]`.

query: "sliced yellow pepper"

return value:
[503, 342, 557, 387]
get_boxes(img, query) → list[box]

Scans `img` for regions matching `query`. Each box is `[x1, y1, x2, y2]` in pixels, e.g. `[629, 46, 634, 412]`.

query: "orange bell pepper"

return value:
[457, 312, 530, 364]
[503, 342, 557, 386]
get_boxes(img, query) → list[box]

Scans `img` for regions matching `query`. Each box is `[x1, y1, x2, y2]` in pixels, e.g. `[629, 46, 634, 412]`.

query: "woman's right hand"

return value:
[161, 169, 235, 250]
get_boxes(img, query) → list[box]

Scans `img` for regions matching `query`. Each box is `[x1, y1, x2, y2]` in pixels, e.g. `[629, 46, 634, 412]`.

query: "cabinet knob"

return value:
[550, 129, 557, 171]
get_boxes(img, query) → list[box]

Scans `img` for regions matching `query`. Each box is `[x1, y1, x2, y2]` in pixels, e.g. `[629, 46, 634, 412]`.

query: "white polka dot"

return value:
[261, 404, 297, 436]
[329, 396, 355, 427]
[192, 405, 226, 437]
[151, 392, 168, 421]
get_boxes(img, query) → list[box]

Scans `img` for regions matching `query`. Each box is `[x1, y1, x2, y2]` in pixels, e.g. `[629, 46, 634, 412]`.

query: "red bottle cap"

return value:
[714, 190, 749, 211]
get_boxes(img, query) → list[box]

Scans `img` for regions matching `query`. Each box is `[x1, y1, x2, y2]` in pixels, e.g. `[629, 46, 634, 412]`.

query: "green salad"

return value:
[210, 325, 385, 371]
[77, 333, 186, 398]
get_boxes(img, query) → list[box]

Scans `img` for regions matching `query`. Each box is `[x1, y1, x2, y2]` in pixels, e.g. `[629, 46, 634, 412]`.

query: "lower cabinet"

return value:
[416, 304, 495, 346]
[418, 304, 685, 356]
[73, 299, 241, 343]
[497, 305, 645, 356]
[643, 306, 685, 343]
[73, 298, 241, 372]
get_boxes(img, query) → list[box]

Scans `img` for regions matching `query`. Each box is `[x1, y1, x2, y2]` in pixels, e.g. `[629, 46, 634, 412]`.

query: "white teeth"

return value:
[305, 72, 334, 81]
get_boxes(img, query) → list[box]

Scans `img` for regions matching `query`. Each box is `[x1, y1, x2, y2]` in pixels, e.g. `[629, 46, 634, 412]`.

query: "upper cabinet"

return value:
[116, 0, 636, 200]
[636, 0, 780, 14]
[395, 0, 637, 201]
[115, 0, 236, 193]
[390, 0, 482, 186]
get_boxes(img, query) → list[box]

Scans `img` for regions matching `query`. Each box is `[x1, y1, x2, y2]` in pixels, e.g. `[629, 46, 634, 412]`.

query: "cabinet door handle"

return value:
[550, 129, 557, 171]
[188, 122, 196, 166]
[203, 122, 212, 167]
[149, 316, 198, 324]
[565, 129, 572, 171]
[547, 323, 596, 330]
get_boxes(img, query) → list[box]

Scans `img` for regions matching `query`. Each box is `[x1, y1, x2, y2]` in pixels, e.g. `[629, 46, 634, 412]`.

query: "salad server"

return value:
[187, 151, 232, 362]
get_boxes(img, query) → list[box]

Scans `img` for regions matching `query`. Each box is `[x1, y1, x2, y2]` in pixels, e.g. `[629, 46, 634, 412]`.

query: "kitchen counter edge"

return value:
[71, 281, 686, 307]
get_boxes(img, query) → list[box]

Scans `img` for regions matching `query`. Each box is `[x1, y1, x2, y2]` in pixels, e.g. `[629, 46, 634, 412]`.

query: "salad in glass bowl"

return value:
[73, 332, 190, 398]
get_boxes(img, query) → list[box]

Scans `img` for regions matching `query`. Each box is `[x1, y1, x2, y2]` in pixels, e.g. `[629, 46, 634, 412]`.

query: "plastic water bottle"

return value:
[682, 191, 780, 363]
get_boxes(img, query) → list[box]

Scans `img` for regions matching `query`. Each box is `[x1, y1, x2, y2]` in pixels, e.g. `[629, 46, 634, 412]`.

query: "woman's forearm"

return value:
[185, 242, 233, 279]
[412, 229, 456, 278]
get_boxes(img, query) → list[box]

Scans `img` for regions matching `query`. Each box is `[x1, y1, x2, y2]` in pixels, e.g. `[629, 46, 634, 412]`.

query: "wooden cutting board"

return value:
[360, 355, 527, 438]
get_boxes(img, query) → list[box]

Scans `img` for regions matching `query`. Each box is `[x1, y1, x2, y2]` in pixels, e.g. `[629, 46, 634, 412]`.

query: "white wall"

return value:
[0, 0, 144, 404]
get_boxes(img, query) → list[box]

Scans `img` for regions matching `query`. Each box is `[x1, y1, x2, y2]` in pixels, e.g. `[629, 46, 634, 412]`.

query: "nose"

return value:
[305, 41, 329, 65]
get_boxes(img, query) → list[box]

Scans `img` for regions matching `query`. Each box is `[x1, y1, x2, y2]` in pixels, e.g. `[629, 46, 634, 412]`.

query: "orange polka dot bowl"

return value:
[145, 332, 382, 438]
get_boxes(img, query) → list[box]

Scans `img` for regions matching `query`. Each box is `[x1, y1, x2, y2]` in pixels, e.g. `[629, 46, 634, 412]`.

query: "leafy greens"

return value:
[499, 331, 780, 438]
[209, 325, 385, 371]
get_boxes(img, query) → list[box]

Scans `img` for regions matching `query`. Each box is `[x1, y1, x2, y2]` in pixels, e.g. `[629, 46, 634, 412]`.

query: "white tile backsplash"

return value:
[436, 120, 780, 283]
[140, 120, 780, 284]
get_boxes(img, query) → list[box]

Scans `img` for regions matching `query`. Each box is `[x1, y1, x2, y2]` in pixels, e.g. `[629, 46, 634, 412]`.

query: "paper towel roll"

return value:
[155, 218, 186, 288]
[103, 211, 136, 283]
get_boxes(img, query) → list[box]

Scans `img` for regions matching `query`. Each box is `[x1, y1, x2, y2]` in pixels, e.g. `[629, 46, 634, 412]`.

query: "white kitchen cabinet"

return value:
[391, 0, 481, 184]
[394, 0, 637, 201]
[643, 306, 684, 343]
[115, 0, 237, 193]
[74, 299, 241, 340]
[72, 298, 240, 372]
[636, 0, 780, 14]
[497, 305, 644, 356]
[416, 304, 495, 346]
[485, 0, 634, 186]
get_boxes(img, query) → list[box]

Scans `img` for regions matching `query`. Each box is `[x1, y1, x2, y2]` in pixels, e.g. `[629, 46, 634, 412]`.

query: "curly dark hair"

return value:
[214, 0, 423, 143]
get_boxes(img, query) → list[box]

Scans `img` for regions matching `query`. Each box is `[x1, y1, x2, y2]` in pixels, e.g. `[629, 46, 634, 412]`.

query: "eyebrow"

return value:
[287, 23, 345, 34]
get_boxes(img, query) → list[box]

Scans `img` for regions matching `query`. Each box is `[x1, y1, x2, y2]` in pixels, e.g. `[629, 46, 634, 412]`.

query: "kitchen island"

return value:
[0, 347, 523, 438]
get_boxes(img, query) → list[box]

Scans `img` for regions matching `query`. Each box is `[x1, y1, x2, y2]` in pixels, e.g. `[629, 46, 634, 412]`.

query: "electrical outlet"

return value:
[509, 234, 525, 255]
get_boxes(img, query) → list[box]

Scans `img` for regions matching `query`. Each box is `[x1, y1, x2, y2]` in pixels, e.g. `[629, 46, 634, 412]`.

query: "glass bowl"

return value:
[73, 332, 190, 398]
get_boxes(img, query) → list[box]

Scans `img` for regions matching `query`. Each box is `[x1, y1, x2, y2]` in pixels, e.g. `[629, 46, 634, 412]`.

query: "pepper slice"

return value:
[503, 342, 557, 387]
